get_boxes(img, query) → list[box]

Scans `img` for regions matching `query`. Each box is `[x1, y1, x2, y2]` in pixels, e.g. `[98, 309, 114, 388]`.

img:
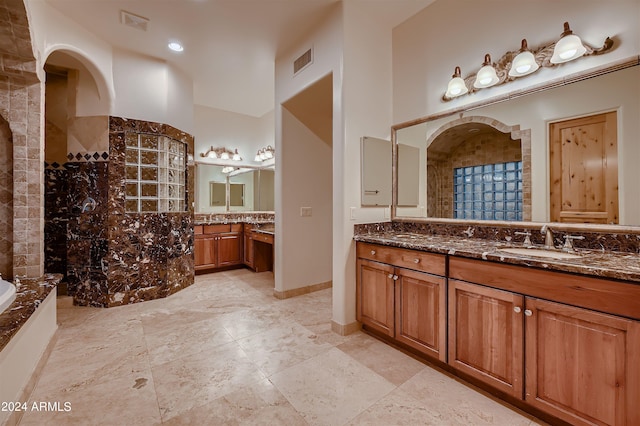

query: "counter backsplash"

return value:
[354, 221, 640, 254]
[194, 212, 274, 224]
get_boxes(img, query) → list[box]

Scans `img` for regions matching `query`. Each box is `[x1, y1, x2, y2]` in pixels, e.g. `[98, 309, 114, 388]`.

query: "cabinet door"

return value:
[448, 279, 524, 398]
[195, 236, 216, 268]
[525, 297, 640, 426]
[356, 258, 395, 337]
[395, 267, 446, 361]
[244, 232, 254, 268]
[217, 233, 243, 266]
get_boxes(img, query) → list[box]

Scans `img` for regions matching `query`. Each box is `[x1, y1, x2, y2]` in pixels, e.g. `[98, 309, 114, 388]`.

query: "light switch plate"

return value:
[300, 207, 312, 217]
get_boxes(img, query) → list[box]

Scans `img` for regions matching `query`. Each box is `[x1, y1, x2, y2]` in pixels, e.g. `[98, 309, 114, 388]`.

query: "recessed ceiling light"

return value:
[168, 42, 184, 52]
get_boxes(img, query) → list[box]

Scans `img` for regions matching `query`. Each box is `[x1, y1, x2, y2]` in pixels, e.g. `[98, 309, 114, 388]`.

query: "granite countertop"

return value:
[0, 273, 62, 352]
[194, 219, 274, 225]
[354, 232, 640, 283]
[253, 224, 275, 235]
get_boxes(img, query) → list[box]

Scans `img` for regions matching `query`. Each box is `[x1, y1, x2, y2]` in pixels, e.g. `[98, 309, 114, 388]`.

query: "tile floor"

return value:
[18, 269, 543, 425]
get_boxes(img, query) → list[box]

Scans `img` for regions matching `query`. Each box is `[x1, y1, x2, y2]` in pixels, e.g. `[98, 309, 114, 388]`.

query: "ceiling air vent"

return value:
[293, 48, 313, 75]
[120, 10, 149, 31]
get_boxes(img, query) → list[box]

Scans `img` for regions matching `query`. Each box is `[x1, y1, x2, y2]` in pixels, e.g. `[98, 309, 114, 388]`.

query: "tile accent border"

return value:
[273, 280, 332, 300]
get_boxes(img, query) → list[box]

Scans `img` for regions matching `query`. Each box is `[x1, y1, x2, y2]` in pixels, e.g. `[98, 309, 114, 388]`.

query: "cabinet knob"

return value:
[514, 306, 522, 313]
[413, 258, 420, 264]
[524, 309, 533, 316]
[371, 250, 376, 255]
[388, 273, 394, 279]
[393, 275, 398, 280]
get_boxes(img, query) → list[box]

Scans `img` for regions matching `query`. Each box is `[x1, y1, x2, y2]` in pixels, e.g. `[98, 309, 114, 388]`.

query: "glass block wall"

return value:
[125, 134, 186, 213]
[453, 161, 523, 221]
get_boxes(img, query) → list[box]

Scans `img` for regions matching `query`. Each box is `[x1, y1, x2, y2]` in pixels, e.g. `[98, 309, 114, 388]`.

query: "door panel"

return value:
[356, 259, 395, 337]
[549, 112, 618, 224]
[395, 268, 446, 361]
[448, 279, 524, 398]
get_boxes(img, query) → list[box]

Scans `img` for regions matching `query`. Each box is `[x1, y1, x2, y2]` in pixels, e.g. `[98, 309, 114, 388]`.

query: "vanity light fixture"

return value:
[474, 54, 499, 89]
[509, 39, 539, 77]
[442, 21, 613, 101]
[551, 22, 587, 64]
[445, 66, 468, 99]
[254, 145, 275, 162]
[200, 146, 242, 161]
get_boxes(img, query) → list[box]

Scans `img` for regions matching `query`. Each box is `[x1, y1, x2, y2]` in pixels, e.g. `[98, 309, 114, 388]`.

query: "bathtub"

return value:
[0, 279, 16, 315]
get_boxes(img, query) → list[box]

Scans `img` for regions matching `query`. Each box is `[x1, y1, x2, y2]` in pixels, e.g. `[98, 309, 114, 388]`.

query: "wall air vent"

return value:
[120, 10, 149, 31]
[293, 48, 313, 75]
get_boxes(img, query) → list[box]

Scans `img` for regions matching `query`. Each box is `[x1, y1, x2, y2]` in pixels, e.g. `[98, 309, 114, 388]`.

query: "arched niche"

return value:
[425, 116, 531, 221]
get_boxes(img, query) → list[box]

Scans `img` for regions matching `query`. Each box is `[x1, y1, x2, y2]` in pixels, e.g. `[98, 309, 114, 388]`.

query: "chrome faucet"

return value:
[541, 224, 554, 249]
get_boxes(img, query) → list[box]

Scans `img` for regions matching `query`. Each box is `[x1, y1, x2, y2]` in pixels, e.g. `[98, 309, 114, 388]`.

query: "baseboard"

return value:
[273, 280, 332, 300]
[331, 320, 361, 336]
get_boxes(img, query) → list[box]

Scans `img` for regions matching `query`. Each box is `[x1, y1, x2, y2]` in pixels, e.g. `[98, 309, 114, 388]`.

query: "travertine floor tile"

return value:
[152, 340, 267, 422]
[19, 269, 541, 425]
[337, 332, 426, 386]
[270, 347, 396, 426]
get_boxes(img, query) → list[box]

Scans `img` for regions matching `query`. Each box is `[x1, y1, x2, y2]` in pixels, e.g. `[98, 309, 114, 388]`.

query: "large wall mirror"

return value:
[196, 163, 275, 213]
[393, 62, 640, 227]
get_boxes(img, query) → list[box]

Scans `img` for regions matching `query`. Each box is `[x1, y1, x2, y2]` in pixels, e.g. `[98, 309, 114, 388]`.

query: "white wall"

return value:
[274, 4, 343, 295]
[193, 105, 274, 169]
[279, 108, 333, 290]
[392, 0, 640, 123]
[26, 1, 195, 133]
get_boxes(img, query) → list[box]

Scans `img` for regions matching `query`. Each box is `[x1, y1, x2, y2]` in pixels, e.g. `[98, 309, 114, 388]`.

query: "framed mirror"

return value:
[393, 62, 640, 227]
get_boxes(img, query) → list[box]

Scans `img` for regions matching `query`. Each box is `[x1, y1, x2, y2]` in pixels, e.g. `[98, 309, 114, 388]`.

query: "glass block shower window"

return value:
[453, 161, 523, 221]
[125, 133, 187, 213]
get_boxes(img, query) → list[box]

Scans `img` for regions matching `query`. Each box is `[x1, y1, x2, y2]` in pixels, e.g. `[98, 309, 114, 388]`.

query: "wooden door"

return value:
[549, 112, 618, 223]
[194, 235, 216, 269]
[217, 233, 243, 266]
[448, 279, 524, 398]
[395, 267, 446, 361]
[525, 297, 640, 426]
[356, 258, 395, 337]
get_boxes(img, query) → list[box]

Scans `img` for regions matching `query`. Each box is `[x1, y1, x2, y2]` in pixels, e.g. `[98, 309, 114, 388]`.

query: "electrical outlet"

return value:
[300, 207, 312, 217]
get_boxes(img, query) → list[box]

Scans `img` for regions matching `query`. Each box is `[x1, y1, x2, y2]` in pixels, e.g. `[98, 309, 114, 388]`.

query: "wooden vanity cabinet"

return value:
[449, 256, 640, 426]
[448, 279, 524, 398]
[194, 224, 243, 271]
[243, 223, 255, 269]
[356, 242, 447, 361]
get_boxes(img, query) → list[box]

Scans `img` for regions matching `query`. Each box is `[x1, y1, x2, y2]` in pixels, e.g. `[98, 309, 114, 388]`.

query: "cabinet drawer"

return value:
[202, 224, 242, 234]
[449, 256, 640, 320]
[253, 232, 274, 245]
[357, 242, 445, 276]
[194, 225, 204, 235]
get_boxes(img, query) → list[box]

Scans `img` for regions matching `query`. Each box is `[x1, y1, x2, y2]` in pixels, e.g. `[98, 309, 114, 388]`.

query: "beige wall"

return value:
[392, 0, 640, 123]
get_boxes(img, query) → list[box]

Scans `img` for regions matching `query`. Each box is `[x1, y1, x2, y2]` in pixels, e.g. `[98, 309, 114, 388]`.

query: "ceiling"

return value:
[44, 0, 434, 118]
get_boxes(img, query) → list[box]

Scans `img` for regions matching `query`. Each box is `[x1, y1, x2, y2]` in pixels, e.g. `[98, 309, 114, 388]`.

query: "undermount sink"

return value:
[497, 247, 583, 260]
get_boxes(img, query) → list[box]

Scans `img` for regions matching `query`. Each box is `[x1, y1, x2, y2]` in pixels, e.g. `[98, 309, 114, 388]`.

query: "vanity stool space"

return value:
[355, 240, 640, 426]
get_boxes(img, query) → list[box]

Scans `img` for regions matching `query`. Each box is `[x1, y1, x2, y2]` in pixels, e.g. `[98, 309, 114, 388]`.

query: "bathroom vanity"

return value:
[194, 213, 274, 274]
[354, 225, 640, 426]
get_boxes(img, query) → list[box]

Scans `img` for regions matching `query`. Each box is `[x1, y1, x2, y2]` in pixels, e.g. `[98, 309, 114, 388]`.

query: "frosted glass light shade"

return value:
[509, 50, 539, 77]
[444, 66, 468, 98]
[551, 22, 586, 64]
[474, 57, 499, 89]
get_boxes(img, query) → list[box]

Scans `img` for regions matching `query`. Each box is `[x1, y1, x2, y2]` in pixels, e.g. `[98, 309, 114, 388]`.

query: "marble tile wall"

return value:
[0, 0, 44, 280]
